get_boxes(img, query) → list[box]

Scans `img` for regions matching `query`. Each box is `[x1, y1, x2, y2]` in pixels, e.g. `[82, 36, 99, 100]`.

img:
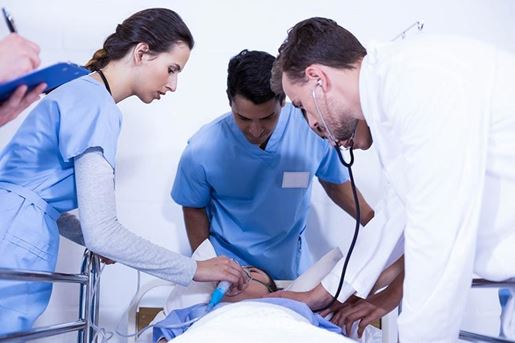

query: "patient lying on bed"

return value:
[148, 239, 379, 343]
[153, 266, 346, 342]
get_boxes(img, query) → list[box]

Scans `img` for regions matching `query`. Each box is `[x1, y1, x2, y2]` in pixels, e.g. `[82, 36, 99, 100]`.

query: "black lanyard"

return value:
[97, 69, 112, 95]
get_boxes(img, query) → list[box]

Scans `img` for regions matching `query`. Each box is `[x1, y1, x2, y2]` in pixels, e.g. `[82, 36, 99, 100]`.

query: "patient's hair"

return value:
[227, 49, 286, 105]
[245, 265, 279, 293]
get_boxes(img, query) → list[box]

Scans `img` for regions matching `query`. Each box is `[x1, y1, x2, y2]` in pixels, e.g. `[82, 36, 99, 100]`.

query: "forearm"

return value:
[320, 179, 374, 226]
[183, 207, 210, 252]
[386, 269, 404, 300]
[371, 255, 404, 294]
[308, 283, 336, 309]
[74, 148, 197, 286]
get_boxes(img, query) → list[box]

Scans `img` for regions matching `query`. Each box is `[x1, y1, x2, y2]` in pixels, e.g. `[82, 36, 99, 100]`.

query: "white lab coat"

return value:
[321, 183, 406, 300]
[323, 35, 515, 342]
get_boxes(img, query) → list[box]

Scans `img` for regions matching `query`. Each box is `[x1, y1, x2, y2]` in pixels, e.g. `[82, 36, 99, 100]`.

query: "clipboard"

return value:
[0, 62, 90, 102]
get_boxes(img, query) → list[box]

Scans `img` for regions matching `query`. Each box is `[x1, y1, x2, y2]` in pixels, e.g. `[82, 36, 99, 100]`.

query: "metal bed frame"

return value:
[0, 250, 101, 342]
[459, 278, 515, 343]
[124, 277, 515, 343]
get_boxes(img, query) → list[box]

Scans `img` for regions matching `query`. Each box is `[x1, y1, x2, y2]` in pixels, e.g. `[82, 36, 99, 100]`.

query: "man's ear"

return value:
[133, 42, 150, 64]
[305, 65, 328, 91]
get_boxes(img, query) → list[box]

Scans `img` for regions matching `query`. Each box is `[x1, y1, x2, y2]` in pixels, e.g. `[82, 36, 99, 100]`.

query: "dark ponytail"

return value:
[85, 8, 194, 71]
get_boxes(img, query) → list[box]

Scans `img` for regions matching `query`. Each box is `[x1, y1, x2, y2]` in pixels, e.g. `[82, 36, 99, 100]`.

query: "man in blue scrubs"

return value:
[172, 50, 373, 280]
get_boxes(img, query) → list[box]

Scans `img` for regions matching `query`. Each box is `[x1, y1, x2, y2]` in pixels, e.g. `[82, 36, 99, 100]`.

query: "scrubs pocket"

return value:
[2, 198, 60, 265]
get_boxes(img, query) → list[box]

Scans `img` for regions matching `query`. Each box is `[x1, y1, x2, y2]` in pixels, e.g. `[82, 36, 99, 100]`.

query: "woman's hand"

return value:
[194, 256, 248, 292]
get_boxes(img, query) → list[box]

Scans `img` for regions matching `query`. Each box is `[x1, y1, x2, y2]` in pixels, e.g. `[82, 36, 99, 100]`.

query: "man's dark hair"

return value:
[227, 49, 285, 105]
[271, 17, 366, 94]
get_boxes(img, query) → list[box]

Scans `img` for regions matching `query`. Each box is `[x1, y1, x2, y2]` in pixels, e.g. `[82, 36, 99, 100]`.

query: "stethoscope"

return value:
[311, 81, 361, 312]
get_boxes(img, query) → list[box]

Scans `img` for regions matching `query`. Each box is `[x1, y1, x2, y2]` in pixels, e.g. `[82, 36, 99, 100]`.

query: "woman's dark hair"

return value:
[85, 8, 194, 71]
[227, 49, 285, 105]
[271, 17, 366, 94]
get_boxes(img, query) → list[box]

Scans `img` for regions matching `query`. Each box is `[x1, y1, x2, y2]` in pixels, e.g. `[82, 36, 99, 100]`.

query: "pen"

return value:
[2, 7, 17, 33]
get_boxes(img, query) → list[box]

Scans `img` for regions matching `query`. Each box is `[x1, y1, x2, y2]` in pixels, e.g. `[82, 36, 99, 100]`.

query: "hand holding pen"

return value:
[0, 8, 41, 82]
[0, 7, 44, 127]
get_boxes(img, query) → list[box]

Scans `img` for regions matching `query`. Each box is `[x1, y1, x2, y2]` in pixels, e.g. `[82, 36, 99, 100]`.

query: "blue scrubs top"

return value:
[0, 75, 121, 334]
[172, 104, 348, 279]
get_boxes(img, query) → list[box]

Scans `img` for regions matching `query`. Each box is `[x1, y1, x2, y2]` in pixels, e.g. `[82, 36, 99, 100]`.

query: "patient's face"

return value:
[222, 266, 274, 302]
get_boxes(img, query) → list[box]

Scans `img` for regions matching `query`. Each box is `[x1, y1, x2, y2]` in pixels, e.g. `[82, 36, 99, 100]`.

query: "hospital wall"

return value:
[0, 0, 513, 341]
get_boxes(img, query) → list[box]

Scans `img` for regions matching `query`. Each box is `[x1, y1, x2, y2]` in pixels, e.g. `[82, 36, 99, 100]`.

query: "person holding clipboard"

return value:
[0, 8, 45, 127]
[0, 8, 248, 335]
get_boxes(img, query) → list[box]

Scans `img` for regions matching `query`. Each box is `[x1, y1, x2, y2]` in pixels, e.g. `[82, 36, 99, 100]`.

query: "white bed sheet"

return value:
[168, 301, 353, 343]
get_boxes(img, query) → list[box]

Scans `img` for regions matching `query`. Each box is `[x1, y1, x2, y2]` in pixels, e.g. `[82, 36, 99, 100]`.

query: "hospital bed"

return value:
[0, 250, 101, 342]
[124, 278, 384, 343]
[122, 243, 381, 342]
[125, 277, 515, 343]
[123, 239, 385, 342]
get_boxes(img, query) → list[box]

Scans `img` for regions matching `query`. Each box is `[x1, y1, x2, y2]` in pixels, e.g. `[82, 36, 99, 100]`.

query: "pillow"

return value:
[285, 247, 343, 292]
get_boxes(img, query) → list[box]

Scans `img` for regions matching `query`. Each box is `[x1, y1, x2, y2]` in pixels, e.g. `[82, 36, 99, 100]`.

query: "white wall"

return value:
[1, 0, 514, 341]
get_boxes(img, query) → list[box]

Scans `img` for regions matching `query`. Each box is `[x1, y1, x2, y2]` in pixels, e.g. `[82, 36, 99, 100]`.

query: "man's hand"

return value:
[331, 284, 402, 337]
[0, 84, 45, 126]
[0, 33, 41, 82]
[319, 294, 360, 318]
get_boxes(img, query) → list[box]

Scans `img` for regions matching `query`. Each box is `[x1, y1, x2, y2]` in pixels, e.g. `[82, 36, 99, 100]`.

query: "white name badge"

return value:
[282, 172, 310, 188]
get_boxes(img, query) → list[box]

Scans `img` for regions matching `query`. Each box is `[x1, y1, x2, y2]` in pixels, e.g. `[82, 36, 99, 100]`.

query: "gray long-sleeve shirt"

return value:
[57, 148, 196, 286]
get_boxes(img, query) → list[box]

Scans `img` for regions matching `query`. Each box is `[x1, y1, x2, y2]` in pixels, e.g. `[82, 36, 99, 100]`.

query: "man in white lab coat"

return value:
[269, 17, 515, 341]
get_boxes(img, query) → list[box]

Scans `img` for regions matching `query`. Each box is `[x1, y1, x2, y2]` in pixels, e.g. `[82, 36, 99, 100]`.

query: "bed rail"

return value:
[0, 250, 101, 342]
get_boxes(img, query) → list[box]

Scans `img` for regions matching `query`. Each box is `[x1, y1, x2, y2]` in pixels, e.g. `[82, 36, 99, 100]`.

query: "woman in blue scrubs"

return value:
[0, 8, 246, 335]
